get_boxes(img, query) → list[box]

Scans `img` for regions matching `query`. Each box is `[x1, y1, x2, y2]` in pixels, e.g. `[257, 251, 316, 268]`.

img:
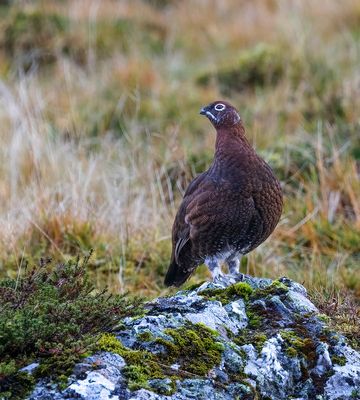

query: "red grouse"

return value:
[164, 101, 283, 287]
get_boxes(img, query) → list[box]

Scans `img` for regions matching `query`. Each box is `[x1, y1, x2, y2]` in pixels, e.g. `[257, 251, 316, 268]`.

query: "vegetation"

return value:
[97, 322, 224, 392]
[197, 43, 286, 94]
[155, 323, 224, 376]
[0, 255, 143, 397]
[199, 282, 254, 304]
[0, 0, 358, 349]
[280, 329, 316, 360]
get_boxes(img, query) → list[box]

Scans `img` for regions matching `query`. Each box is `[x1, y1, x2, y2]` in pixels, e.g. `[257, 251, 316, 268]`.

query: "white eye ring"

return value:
[214, 103, 226, 111]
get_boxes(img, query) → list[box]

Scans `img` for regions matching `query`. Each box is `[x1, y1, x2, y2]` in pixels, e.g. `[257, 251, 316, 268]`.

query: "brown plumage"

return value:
[164, 101, 283, 287]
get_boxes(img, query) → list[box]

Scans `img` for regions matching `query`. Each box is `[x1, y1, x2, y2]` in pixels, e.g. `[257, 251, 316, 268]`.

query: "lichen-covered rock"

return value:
[27, 276, 360, 400]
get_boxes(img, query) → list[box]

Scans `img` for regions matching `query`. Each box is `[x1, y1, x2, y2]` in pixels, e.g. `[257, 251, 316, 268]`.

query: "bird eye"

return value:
[214, 103, 226, 111]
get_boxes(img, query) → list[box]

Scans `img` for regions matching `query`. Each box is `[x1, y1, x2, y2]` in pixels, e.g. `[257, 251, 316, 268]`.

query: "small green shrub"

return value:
[2, 11, 69, 67]
[0, 371, 35, 400]
[197, 43, 285, 94]
[0, 254, 143, 397]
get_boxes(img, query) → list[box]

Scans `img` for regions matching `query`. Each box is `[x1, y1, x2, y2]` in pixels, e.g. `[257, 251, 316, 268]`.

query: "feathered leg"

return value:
[205, 257, 223, 280]
[227, 256, 240, 275]
[226, 254, 244, 279]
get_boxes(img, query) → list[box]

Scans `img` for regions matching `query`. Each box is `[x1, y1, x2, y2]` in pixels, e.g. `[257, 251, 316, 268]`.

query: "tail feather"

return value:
[164, 260, 194, 287]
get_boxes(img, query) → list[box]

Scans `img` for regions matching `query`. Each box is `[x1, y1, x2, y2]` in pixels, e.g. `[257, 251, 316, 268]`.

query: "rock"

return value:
[20, 363, 40, 374]
[324, 343, 360, 400]
[27, 275, 360, 400]
[29, 352, 126, 400]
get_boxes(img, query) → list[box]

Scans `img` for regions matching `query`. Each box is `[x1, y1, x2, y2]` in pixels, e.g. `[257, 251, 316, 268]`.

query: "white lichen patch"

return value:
[284, 290, 318, 313]
[69, 371, 116, 399]
[184, 300, 246, 334]
[244, 335, 304, 399]
[312, 342, 332, 376]
[224, 299, 248, 329]
[324, 344, 360, 400]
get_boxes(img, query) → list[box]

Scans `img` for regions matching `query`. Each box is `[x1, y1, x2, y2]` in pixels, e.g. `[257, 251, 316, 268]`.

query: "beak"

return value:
[199, 106, 207, 115]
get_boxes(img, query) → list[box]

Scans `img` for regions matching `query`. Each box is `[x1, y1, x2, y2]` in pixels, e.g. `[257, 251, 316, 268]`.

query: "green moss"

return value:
[285, 347, 298, 358]
[97, 333, 165, 391]
[246, 310, 263, 329]
[253, 333, 267, 352]
[199, 282, 253, 305]
[252, 280, 289, 299]
[280, 329, 316, 362]
[137, 331, 153, 342]
[155, 323, 224, 376]
[234, 329, 268, 353]
[123, 365, 152, 391]
[97, 332, 125, 354]
[97, 323, 224, 392]
[123, 357, 165, 391]
[331, 355, 347, 366]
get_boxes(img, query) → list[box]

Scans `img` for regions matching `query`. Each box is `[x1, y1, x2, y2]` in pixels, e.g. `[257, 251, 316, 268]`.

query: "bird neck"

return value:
[209, 124, 255, 178]
[214, 124, 252, 157]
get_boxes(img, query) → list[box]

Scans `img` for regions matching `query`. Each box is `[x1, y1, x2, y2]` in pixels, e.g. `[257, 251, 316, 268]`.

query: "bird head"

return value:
[200, 101, 241, 128]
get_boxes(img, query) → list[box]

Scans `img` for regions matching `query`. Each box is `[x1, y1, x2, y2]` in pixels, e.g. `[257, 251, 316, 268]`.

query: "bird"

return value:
[164, 100, 283, 287]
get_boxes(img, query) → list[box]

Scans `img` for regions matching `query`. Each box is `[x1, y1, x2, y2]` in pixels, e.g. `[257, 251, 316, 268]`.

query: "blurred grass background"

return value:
[0, 0, 358, 330]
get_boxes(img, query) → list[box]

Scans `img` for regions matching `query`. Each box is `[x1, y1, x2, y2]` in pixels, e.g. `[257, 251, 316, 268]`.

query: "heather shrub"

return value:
[0, 254, 143, 397]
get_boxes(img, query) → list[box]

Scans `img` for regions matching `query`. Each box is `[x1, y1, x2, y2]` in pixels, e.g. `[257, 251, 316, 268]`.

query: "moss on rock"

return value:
[246, 309, 263, 329]
[137, 331, 153, 342]
[280, 329, 316, 363]
[331, 355, 347, 366]
[97, 322, 224, 392]
[251, 280, 289, 299]
[97, 333, 166, 391]
[199, 282, 253, 305]
[234, 329, 268, 353]
[155, 322, 224, 376]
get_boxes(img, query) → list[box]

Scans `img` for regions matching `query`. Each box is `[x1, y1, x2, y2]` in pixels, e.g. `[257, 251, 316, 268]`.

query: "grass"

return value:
[0, 0, 358, 338]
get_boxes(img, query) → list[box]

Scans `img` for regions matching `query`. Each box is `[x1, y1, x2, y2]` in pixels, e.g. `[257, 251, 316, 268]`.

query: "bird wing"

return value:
[185, 183, 253, 241]
[172, 174, 255, 263]
[172, 173, 207, 264]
